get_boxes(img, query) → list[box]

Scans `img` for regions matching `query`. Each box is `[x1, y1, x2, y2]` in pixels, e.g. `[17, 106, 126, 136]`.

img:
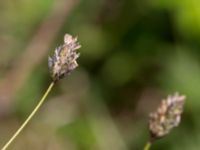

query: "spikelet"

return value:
[149, 93, 186, 140]
[48, 34, 81, 81]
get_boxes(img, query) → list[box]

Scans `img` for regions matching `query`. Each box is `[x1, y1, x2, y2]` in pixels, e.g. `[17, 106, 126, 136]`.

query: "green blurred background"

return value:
[0, 0, 200, 149]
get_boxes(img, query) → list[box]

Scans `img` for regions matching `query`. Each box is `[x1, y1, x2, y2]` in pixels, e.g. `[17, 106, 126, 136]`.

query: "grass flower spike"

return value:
[149, 93, 185, 139]
[1, 33, 81, 150]
[144, 93, 186, 150]
[48, 34, 81, 81]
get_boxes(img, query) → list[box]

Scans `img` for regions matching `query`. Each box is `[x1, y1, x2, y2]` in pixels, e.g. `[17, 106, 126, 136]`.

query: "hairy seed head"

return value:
[149, 93, 186, 140]
[48, 34, 81, 81]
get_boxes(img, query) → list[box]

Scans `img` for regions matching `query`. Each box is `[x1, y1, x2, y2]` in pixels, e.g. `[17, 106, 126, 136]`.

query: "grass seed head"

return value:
[48, 34, 81, 81]
[149, 92, 186, 140]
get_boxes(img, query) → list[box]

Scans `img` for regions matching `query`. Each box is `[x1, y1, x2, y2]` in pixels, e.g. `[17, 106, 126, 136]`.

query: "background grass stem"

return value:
[144, 141, 151, 150]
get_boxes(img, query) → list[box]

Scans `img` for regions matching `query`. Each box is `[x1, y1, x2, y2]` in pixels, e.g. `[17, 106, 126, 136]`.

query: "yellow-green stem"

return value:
[144, 141, 151, 150]
[1, 82, 55, 150]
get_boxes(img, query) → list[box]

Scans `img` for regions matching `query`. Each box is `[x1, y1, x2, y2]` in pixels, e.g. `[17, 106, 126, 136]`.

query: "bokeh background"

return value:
[0, 0, 200, 149]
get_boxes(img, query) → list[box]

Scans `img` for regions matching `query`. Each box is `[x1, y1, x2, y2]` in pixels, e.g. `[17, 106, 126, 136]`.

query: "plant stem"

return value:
[1, 82, 55, 150]
[144, 141, 151, 150]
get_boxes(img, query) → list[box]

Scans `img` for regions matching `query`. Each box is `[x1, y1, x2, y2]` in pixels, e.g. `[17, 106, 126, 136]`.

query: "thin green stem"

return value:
[1, 82, 55, 150]
[143, 141, 152, 150]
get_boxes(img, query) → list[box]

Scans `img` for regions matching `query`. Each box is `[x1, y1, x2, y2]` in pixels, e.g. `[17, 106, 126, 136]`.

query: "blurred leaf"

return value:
[161, 49, 200, 112]
[15, 64, 49, 117]
[101, 51, 135, 87]
[58, 118, 96, 150]
[151, 0, 200, 38]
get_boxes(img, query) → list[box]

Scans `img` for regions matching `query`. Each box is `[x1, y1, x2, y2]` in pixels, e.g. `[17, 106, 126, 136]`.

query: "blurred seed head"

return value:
[149, 93, 186, 140]
[48, 34, 81, 81]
